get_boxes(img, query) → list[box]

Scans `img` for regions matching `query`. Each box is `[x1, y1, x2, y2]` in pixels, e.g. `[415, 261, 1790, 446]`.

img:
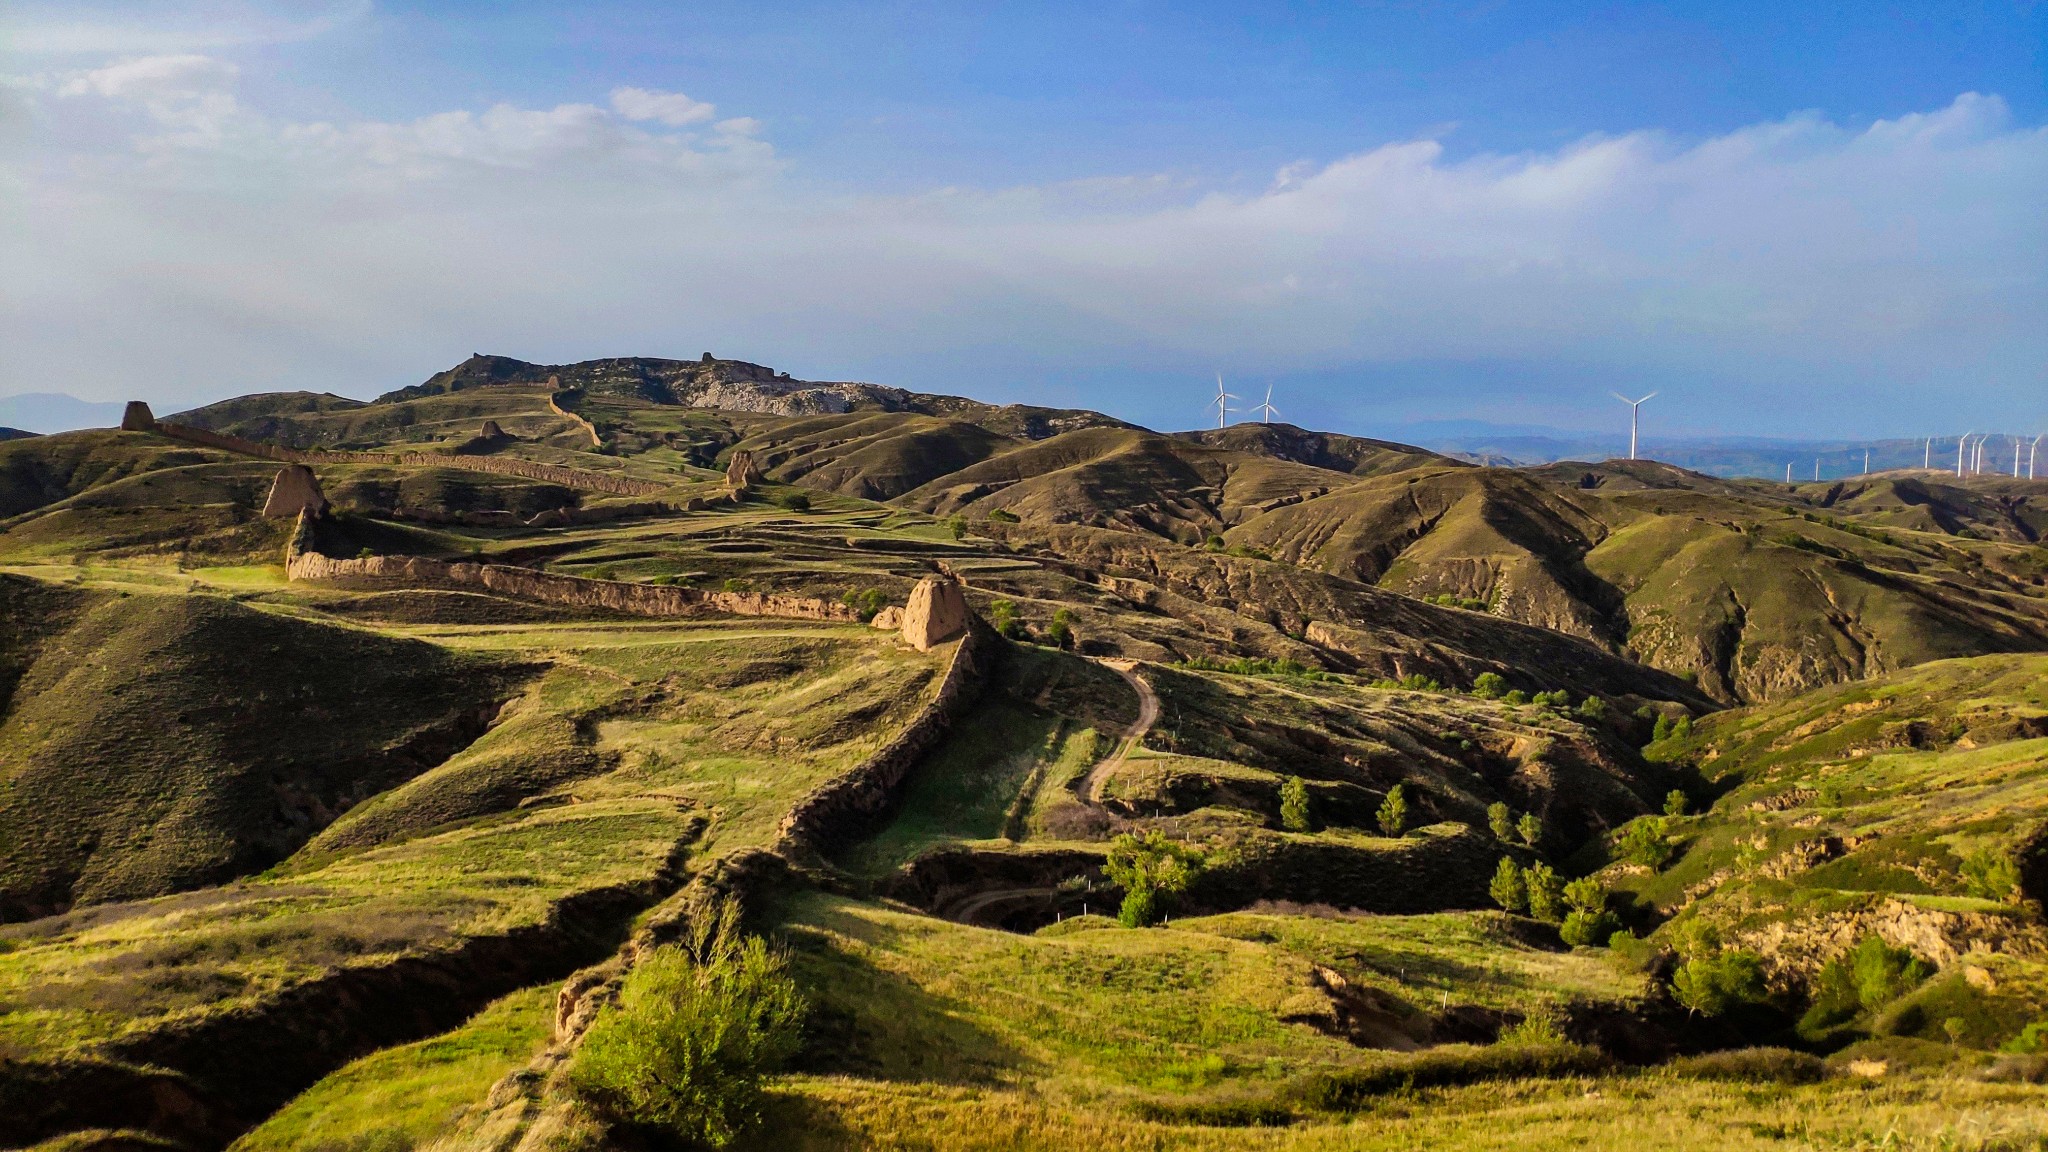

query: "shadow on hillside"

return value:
[780, 927, 1023, 1085]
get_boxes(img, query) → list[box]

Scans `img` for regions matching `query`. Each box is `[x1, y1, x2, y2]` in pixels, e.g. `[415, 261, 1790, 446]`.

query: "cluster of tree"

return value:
[1489, 858, 1618, 947]
[1486, 801, 1543, 850]
[1104, 830, 1205, 927]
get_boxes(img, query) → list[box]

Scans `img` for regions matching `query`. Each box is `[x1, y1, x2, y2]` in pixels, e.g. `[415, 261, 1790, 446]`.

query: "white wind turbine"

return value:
[2032, 434, 2043, 480]
[1252, 383, 1280, 424]
[1958, 432, 1973, 477]
[1211, 373, 1238, 430]
[1612, 392, 1657, 461]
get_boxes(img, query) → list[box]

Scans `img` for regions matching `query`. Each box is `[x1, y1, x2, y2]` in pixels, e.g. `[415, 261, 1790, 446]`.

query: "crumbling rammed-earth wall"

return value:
[773, 617, 993, 861]
[286, 547, 861, 623]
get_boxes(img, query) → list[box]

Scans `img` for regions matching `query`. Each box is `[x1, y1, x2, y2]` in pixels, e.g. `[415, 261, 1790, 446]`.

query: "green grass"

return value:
[230, 982, 555, 1152]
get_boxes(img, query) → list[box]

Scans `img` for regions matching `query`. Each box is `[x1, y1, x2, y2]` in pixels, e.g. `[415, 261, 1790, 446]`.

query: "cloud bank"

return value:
[3, 49, 2043, 433]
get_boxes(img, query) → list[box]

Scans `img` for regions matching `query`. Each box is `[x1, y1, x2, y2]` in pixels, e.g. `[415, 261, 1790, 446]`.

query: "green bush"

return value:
[1531, 689, 1571, 709]
[1524, 862, 1564, 922]
[1279, 776, 1312, 833]
[1560, 908, 1617, 947]
[1501, 689, 1528, 706]
[1472, 672, 1508, 699]
[1800, 936, 1936, 1036]
[1663, 790, 1689, 817]
[1575, 696, 1608, 721]
[1665, 1048, 1826, 1084]
[773, 490, 811, 512]
[1651, 714, 1673, 742]
[1490, 857, 1526, 914]
[985, 508, 1019, 524]
[2003, 1021, 2048, 1054]
[1616, 816, 1674, 868]
[1670, 924, 1767, 1017]
[1179, 655, 1342, 682]
[1105, 831, 1204, 927]
[1046, 608, 1075, 649]
[722, 577, 751, 593]
[988, 598, 1024, 639]
[839, 587, 889, 623]
[1517, 812, 1543, 849]
[569, 902, 807, 1147]
[1962, 846, 2020, 902]
[1369, 673, 1446, 692]
[944, 514, 969, 539]
[1486, 801, 1514, 841]
[1376, 783, 1408, 836]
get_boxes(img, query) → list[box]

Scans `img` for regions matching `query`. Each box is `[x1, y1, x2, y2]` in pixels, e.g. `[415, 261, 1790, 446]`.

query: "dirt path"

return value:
[1077, 659, 1159, 805]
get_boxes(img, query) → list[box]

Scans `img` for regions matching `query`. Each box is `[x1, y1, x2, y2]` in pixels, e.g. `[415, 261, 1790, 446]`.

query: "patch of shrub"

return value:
[773, 490, 811, 512]
[2005, 1020, 2048, 1054]
[722, 577, 751, 593]
[1962, 846, 2021, 902]
[984, 508, 1019, 524]
[839, 587, 888, 623]
[1670, 924, 1767, 1018]
[1472, 672, 1508, 699]
[1517, 812, 1544, 849]
[1369, 672, 1446, 692]
[1105, 831, 1204, 927]
[1180, 655, 1342, 682]
[1046, 608, 1075, 649]
[569, 902, 806, 1147]
[988, 598, 1025, 639]
[1663, 790, 1689, 817]
[944, 514, 968, 539]
[1615, 816, 1674, 869]
[1501, 689, 1529, 705]
[1294, 1044, 1609, 1112]
[1486, 801, 1514, 841]
[1665, 1047, 1826, 1085]
[1575, 696, 1608, 722]
[1531, 689, 1571, 709]
[1799, 936, 1936, 1035]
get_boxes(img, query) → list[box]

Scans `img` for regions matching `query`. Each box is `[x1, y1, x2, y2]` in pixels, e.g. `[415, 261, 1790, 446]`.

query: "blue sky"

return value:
[4, 1, 2044, 437]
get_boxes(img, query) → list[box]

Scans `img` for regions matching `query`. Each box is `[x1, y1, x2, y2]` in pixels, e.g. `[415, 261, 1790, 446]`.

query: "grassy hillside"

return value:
[0, 579, 526, 917]
[3, 363, 2044, 1151]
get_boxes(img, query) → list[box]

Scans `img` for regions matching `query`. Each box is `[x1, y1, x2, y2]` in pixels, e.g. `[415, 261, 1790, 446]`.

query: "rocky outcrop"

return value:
[725, 448, 763, 491]
[774, 618, 993, 862]
[286, 546, 861, 624]
[902, 574, 970, 651]
[1728, 896, 2048, 986]
[260, 464, 328, 520]
[121, 401, 157, 431]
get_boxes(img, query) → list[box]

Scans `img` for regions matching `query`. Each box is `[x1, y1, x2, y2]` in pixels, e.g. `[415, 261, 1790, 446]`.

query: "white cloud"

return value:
[2, 69, 2043, 435]
[610, 87, 715, 127]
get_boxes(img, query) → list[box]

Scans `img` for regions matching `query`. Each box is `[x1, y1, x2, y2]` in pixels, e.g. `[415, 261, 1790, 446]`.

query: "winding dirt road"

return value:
[1078, 658, 1159, 805]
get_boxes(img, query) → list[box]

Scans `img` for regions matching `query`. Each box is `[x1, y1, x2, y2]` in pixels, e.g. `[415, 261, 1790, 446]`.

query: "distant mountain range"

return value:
[9, 385, 2029, 482]
[0, 393, 127, 435]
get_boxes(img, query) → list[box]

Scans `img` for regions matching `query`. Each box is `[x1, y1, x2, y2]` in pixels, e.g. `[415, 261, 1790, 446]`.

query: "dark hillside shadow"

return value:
[780, 925, 1023, 1085]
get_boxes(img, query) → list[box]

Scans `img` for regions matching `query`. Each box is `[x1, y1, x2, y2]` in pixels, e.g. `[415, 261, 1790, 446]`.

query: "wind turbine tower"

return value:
[1211, 374, 1238, 431]
[1959, 432, 1972, 477]
[1785, 462, 1793, 484]
[2016, 436, 2024, 478]
[1863, 449, 1870, 475]
[1253, 383, 1280, 424]
[1612, 392, 1657, 461]
[1924, 438, 1931, 469]
[2032, 434, 2043, 481]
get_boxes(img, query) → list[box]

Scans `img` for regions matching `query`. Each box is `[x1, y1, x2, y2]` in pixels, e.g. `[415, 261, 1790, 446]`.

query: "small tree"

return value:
[1673, 716, 1693, 739]
[1490, 857, 1527, 913]
[1517, 811, 1543, 849]
[944, 514, 968, 539]
[1663, 789, 1689, 817]
[1558, 875, 1616, 946]
[1376, 783, 1409, 836]
[1651, 714, 1674, 743]
[1617, 816, 1674, 869]
[1486, 801, 1515, 841]
[1104, 832, 1204, 927]
[1472, 672, 1508, 699]
[1046, 608, 1075, 649]
[1576, 696, 1608, 721]
[569, 901, 807, 1147]
[1279, 776, 1312, 833]
[988, 598, 1025, 639]
[1524, 862, 1565, 922]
